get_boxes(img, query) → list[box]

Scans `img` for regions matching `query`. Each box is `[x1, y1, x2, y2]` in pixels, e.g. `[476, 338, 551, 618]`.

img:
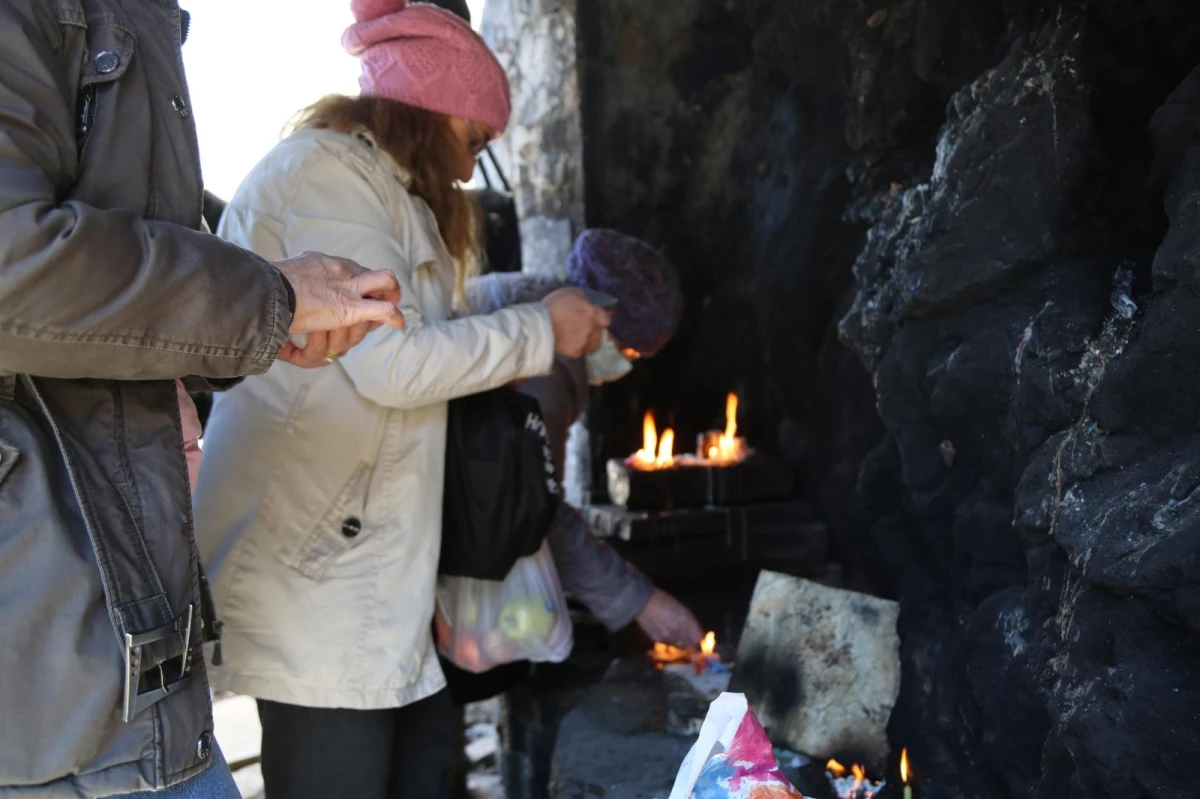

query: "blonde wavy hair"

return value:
[287, 94, 480, 309]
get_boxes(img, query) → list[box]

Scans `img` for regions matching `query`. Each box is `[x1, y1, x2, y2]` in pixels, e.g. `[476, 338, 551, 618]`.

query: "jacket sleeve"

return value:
[546, 503, 654, 631]
[283, 153, 556, 410]
[464, 272, 566, 315]
[519, 356, 653, 630]
[0, 5, 291, 380]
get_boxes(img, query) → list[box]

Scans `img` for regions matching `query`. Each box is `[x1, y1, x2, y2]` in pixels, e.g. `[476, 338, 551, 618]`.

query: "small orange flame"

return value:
[704, 393, 748, 466]
[634, 412, 658, 468]
[656, 428, 675, 468]
[700, 631, 716, 655]
[826, 759, 847, 778]
[851, 764, 866, 791]
[649, 641, 690, 663]
[631, 412, 676, 470]
[900, 748, 910, 784]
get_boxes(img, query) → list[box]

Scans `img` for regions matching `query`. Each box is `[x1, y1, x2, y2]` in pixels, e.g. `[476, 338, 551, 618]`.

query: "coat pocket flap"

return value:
[276, 463, 371, 581]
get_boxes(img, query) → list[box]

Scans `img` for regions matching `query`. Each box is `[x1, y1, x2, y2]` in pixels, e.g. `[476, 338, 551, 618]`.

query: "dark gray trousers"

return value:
[257, 691, 457, 799]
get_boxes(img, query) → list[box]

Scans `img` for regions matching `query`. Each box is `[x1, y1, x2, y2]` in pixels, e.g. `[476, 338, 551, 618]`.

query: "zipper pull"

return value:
[75, 85, 95, 141]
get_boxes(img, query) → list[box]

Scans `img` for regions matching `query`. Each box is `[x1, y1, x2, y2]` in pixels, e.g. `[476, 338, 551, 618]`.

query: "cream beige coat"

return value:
[193, 126, 555, 709]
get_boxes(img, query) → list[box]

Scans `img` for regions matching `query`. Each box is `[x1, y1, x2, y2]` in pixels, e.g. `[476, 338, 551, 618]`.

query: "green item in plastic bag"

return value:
[498, 598, 556, 642]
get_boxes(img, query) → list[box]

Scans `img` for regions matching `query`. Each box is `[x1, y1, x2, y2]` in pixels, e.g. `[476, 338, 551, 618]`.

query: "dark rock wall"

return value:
[577, 1, 1200, 796]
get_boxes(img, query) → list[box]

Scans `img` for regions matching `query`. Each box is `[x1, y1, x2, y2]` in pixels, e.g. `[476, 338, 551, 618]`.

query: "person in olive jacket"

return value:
[0, 2, 405, 795]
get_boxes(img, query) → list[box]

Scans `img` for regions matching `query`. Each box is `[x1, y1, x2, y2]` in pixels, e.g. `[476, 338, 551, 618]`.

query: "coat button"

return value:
[341, 517, 362, 539]
[94, 51, 120, 74]
[196, 730, 212, 761]
[171, 94, 190, 118]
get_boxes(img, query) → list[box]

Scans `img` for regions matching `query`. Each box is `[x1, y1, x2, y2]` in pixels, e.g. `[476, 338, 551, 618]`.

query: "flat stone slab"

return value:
[549, 661, 692, 799]
[729, 571, 900, 771]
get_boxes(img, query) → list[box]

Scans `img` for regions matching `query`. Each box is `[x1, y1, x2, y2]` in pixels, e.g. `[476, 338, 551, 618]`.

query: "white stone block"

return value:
[731, 571, 900, 771]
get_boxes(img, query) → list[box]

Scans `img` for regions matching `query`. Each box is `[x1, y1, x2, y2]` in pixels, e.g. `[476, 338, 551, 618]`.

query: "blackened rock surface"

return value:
[842, 16, 1200, 799]
[577, 0, 1200, 796]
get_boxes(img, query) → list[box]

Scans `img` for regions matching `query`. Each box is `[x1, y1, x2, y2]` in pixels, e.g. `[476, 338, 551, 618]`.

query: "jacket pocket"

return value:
[274, 462, 371, 581]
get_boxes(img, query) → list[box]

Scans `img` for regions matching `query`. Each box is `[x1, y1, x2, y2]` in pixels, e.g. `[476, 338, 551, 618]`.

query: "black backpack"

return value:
[439, 388, 559, 580]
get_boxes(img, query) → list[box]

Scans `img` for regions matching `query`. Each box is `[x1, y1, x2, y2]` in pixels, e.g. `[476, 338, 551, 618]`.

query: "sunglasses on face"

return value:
[466, 121, 492, 157]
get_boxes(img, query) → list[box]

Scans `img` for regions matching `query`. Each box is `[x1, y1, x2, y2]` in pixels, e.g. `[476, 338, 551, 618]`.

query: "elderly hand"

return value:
[275, 251, 405, 332]
[273, 252, 405, 369]
[636, 588, 703, 648]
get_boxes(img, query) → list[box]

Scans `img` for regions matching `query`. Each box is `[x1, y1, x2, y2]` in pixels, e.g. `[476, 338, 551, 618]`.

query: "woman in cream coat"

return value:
[191, 2, 608, 796]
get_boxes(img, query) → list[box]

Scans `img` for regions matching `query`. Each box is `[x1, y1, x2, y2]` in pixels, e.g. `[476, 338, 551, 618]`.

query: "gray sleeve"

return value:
[464, 272, 565, 315]
[547, 503, 653, 631]
[521, 356, 654, 630]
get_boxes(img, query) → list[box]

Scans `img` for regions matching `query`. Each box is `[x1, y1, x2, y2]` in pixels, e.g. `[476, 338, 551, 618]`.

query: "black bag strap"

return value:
[476, 145, 513, 194]
[477, 156, 493, 190]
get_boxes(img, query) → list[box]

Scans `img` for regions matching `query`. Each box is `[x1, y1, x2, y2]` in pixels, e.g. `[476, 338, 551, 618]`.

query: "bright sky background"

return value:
[183, 0, 487, 201]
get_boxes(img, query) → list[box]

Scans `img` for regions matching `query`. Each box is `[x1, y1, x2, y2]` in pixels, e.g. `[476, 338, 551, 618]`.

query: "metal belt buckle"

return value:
[122, 604, 194, 722]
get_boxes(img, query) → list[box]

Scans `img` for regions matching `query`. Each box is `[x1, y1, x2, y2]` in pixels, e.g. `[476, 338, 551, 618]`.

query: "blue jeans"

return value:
[115, 744, 241, 798]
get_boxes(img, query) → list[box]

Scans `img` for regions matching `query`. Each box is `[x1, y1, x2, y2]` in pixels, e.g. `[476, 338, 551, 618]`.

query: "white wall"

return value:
[183, 1, 488, 201]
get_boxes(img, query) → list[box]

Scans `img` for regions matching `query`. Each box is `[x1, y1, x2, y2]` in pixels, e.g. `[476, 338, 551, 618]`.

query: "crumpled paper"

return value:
[668, 693, 804, 799]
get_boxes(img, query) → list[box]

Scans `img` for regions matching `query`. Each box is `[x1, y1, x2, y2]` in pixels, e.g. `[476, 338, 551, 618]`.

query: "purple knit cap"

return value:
[564, 229, 682, 357]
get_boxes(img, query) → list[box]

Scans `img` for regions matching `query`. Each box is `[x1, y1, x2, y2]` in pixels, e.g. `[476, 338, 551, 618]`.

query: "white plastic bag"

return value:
[434, 541, 573, 673]
[669, 693, 802, 799]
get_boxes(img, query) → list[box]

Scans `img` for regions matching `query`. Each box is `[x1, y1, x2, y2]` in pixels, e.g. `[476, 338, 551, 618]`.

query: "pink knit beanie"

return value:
[342, 0, 511, 133]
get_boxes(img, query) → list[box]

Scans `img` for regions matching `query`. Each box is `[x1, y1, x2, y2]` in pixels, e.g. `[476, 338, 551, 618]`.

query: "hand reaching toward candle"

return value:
[636, 587, 703, 648]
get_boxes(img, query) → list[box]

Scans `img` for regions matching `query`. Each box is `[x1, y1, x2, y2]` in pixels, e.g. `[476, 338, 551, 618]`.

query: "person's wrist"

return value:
[278, 269, 297, 317]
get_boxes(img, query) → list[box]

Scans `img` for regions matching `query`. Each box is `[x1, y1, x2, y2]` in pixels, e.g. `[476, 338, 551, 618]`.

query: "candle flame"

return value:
[633, 412, 657, 467]
[648, 641, 689, 663]
[700, 631, 716, 655]
[704, 393, 747, 466]
[826, 759, 846, 778]
[900, 748, 910, 783]
[631, 411, 676, 470]
[656, 428, 675, 468]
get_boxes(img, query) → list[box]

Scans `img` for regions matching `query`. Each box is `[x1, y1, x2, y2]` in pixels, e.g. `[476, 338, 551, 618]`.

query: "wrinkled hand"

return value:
[636, 588, 703, 648]
[274, 252, 405, 368]
[543, 288, 611, 358]
[277, 330, 371, 369]
[275, 251, 405, 333]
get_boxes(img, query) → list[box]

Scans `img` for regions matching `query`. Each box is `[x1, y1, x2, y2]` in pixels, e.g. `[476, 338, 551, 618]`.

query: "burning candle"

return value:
[697, 393, 749, 465]
[691, 631, 722, 674]
[826, 759, 885, 799]
[901, 748, 912, 799]
[633, 411, 658, 468]
[656, 427, 675, 468]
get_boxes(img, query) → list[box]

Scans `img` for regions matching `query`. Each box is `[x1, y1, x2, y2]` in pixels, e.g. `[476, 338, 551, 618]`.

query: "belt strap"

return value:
[20, 376, 195, 721]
